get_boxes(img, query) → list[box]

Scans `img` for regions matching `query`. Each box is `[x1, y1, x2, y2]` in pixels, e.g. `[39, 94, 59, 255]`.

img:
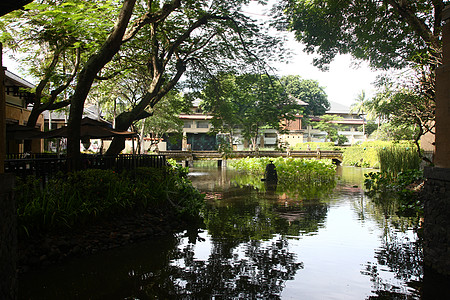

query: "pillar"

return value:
[423, 6, 450, 276]
[434, 8, 450, 168]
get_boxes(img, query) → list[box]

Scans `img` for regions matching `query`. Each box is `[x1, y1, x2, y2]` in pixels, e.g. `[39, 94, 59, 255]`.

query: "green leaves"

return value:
[201, 73, 303, 147]
[278, 0, 440, 70]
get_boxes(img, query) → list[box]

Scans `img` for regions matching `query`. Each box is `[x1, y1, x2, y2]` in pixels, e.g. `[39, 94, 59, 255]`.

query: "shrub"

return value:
[378, 146, 421, 177]
[15, 166, 204, 237]
[293, 142, 340, 151]
[342, 140, 418, 168]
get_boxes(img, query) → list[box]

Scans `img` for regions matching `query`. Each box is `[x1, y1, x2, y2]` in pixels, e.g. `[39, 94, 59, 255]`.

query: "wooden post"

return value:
[434, 7, 450, 168]
[0, 43, 6, 173]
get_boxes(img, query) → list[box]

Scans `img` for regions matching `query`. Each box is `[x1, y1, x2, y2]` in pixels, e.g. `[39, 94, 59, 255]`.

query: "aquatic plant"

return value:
[342, 140, 419, 168]
[228, 157, 336, 185]
[377, 146, 421, 178]
[364, 169, 424, 218]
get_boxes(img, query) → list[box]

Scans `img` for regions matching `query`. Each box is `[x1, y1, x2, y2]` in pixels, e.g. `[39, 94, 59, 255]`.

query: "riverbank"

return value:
[18, 206, 202, 274]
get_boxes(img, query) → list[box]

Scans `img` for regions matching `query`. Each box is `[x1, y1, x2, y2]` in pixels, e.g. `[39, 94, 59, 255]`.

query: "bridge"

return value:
[159, 150, 343, 166]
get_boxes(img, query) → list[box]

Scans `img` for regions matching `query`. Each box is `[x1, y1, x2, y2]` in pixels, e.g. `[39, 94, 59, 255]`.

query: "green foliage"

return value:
[293, 142, 340, 151]
[277, 0, 441, 70]
[200, 73, 303, 149]
[15, 166, 204, 237]
[228, 157, 336, 185]
[342, 142, 382, 168]
[378, 146, 421, 178]
[364, 169, 424, 217]
[279, 75, 329, 116]
[342, 140, 417, 168]
[312, 115, 344, 142]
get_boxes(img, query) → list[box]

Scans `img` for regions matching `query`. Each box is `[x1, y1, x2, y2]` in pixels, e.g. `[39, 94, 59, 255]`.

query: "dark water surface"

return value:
[19, 164, 441, 299]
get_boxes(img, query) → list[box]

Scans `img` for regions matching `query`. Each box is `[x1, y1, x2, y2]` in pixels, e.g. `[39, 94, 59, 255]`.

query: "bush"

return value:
[228, 157, 336, 184]
[293, 142, 340, 151]
[15, 166, 204, 237]
[378, 146, 421, 177]
[342, 140, 418, 168]
[364, 169, 424, 217]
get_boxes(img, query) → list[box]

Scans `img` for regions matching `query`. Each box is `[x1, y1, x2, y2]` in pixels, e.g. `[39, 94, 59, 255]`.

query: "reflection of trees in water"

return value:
[345, 182, 423, 298]
[204, 184, 329, 240]
[173, 237, 303, 298]
[126, 236, 303, 298]
[361, 226, 422, 298]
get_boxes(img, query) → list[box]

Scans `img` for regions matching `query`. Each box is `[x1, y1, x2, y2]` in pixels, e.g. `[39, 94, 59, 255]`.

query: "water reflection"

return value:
[19, 164, 444, 299]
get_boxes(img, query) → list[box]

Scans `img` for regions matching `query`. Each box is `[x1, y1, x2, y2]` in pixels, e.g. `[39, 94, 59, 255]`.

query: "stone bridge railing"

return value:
[160, 150, 343, 163]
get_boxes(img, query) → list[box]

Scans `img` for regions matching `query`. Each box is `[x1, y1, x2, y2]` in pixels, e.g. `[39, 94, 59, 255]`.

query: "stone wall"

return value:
[0, 174, 17, 300]
[423, 167, 450, 276]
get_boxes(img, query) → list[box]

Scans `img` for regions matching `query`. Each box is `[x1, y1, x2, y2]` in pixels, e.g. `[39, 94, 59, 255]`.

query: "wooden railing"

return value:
[5, 154, 167, 181]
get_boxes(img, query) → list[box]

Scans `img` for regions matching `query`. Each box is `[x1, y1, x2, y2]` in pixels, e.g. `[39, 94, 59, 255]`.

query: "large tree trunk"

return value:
[66, 0, 136, 170]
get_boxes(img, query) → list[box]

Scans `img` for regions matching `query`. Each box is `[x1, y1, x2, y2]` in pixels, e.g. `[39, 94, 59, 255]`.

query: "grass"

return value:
[342, 140, 419, 168]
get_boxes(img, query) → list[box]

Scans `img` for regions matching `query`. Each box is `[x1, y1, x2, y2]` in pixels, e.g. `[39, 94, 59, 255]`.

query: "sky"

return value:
[274, 37, 383, 108]
[243, 1, 384, 108]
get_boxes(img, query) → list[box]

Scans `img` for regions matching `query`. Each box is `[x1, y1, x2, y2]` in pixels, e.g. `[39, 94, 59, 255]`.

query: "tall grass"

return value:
[378, 146, 421, 178]
[342, 140, 419, 168]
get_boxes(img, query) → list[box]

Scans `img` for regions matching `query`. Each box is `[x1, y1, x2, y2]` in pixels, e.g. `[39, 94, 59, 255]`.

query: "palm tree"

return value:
[350, 90, 368, 138]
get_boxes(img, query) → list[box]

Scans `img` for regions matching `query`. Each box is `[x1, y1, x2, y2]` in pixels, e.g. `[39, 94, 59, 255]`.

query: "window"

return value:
[197, 121, 209, 128]
[183, 121, 192, 128]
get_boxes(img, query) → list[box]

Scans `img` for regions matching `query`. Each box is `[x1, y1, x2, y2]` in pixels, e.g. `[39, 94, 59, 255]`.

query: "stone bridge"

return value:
[159, 150, 343, 165]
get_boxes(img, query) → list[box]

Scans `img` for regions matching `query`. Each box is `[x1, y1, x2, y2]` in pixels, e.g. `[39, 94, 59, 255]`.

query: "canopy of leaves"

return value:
[200, 73, 303, 144]
[368, 77, 434, 141]
[275, 0, 445, 70]
[312, 115, 343, 142]
[279, 75, 329, 116]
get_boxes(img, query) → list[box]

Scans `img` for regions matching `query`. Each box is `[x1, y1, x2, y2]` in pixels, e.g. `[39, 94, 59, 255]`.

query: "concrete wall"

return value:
[0, 174, 17, 300]
[423, 167, 450, 276]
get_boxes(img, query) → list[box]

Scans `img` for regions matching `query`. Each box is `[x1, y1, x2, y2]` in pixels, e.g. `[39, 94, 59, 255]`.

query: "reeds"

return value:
[377, 146, 421, 178]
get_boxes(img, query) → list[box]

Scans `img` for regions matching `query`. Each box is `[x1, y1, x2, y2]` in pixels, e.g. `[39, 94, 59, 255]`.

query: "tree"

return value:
[312, 115, 343, 143]
[277, 0, 444, 157]
[201, 73, 303, 150]
[4, 0, 284, 167]
[368, 77, 434, 155]
[276, 0, 445, 70]
[279, 75, 329, 116]
[0, 0, 117, 128]
[100, 0, 285, 156]
[350, 90, 369, 137]
[140, 91, 186, 152]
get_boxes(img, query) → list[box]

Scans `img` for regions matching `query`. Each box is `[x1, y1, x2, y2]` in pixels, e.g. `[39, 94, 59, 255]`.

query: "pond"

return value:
[19, 163, 441, 299]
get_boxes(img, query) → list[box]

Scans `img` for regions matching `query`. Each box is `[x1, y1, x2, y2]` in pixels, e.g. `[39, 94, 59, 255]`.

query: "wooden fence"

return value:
[5, 154, 167, 182]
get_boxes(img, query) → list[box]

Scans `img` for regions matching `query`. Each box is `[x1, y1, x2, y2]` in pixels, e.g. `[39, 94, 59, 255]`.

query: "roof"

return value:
[179, 114, 213, 120]
[5, 69, 35, 89]
[327, 101, 356, 114]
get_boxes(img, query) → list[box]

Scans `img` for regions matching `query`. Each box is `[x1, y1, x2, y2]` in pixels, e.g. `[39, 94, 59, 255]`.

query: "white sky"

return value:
[244, 1, 384, 108]
[274, 37, 383, 107]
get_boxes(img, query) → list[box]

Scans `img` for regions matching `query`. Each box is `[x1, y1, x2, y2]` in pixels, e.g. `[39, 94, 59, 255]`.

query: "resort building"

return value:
[165, 99, 366, 151]
[4, 69, 43, 154]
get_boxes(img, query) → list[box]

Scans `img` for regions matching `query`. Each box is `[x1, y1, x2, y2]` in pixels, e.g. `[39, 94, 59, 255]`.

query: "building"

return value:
[4, 69, 44, 154]
[302, 101, 366, 145]
[164, 99, 215, 150]
[162, 99, 366, 151]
